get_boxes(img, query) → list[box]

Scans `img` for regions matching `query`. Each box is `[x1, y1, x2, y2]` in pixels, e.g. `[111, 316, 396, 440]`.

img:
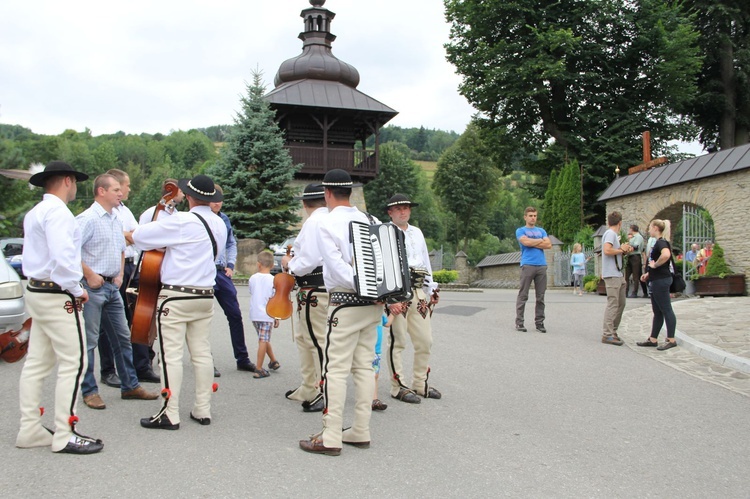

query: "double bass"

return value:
[130, 182, 179, 345]
[266, 246, 295, 320]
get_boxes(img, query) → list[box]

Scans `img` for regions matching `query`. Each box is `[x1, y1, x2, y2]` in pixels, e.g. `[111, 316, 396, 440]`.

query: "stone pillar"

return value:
[454, 251, 469, 284]
[236, 239, 268, 276]
[545, 237, 563, 286]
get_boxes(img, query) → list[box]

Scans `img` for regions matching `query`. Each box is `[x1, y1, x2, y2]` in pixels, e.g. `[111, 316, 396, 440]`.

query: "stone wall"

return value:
[605, 169, 749, 290]
[235, 239, 268, 276]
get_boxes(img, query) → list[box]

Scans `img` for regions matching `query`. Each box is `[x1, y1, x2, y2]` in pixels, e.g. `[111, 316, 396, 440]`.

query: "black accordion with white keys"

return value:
[349, 221, 411, 302]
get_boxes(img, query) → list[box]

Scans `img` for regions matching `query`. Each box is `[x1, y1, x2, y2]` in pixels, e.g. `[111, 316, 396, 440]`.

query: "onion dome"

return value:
[273, 1, 360, 88]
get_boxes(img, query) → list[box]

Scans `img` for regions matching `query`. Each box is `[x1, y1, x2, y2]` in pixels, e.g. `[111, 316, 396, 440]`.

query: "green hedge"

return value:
[433, 269, 459, 284]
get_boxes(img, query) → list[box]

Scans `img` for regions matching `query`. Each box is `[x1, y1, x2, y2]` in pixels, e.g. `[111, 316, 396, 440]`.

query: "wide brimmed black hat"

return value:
[321, 169, 362, 189]
[29, 161, 89, 187]
[294, 183, 325, 201]
[386, 193, 419, 210]
[178, 174, 223, 202]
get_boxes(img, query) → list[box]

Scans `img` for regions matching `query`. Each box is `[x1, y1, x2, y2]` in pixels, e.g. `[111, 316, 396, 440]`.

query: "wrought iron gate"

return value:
[682, 205, 714, 280]
[554, 246, 595, 286]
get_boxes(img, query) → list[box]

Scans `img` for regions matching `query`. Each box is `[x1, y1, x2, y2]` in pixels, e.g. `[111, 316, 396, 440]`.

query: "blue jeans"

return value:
[81, 281, 139, 395]
[214, 270, 251, 366]
[99, 261, 154, 375]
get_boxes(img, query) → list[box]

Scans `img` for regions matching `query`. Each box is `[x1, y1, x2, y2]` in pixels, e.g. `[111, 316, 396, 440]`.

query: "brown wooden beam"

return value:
[628, 157, 668, 174]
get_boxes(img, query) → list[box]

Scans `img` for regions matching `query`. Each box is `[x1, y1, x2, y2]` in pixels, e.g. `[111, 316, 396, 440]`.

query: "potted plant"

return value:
[693, 242, 746, 297]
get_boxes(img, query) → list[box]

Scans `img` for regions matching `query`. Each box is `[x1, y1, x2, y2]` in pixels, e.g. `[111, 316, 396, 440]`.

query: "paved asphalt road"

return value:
[1, 288, 748, 498]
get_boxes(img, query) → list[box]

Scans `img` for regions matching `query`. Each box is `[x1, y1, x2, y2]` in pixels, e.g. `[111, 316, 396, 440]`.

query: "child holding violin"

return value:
[248, 251, 280, 378]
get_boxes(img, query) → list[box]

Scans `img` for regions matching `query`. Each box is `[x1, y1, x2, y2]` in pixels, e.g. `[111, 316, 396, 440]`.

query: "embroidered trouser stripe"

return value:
[319, 301, 380, 449]
[18, 288, 87, 452]
[152, 290, 214, 424]
[388, 289, 434, 397]
[289, 288, 328, 402]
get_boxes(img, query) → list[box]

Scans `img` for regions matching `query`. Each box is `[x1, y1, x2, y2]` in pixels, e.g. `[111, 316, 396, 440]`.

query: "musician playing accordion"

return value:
[299, 169, 382, 456]
[385, 194, 441, 404]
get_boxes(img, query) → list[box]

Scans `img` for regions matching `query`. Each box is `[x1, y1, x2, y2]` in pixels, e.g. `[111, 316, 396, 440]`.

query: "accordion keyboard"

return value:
[350, 221, 410, 301]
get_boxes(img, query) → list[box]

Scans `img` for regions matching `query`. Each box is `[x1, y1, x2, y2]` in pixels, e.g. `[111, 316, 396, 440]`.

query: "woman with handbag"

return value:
[637, 219, 678, 350]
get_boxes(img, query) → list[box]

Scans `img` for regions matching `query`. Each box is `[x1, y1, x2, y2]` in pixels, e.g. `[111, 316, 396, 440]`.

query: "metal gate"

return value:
[682, 205, 714, 280]
[554, 246, 595, 286]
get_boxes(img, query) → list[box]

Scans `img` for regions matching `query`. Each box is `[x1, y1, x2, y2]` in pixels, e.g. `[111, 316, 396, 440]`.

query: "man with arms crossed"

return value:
[515, 207, 552, 333]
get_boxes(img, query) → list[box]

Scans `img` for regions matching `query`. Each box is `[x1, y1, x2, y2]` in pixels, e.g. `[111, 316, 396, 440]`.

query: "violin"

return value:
[130, 181, 179, 345]
[266, 245, 295, 320]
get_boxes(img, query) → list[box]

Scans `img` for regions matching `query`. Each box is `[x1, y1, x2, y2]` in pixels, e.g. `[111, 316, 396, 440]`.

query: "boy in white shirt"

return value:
[248, 251, 280, 378]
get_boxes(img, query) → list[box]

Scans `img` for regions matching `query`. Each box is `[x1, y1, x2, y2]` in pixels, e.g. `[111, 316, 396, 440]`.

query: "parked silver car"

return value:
[0, 247, 25, 333]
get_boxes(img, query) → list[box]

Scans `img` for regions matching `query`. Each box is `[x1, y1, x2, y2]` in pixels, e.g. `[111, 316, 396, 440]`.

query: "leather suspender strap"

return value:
[192, 213, 218, 260]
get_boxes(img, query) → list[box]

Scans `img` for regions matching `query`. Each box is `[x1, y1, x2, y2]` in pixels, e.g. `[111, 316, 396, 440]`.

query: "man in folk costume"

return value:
[282, 184, 328, 413]
[299, 169, 382, 456]
[17, 161, 103, 454]
[385, 194, 441, 404]
[133, 174, 227, 430]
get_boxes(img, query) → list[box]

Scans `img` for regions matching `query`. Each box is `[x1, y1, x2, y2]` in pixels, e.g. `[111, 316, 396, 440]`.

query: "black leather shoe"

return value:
[536, 324, 547, 333]
[102, 372, 121, 388]
[140, 414, 179, 430]
[190, 413, 211, 426]
[392, 388, 421, 404]
[515, 325, 527, 332]
[138, 369, 160, 383]
[302, 396, 325, 413]
[55, 435, 104, 454]
[213, 367, 221, 378]
[237, 362, 257, 372]
[423, 387, 442, 399]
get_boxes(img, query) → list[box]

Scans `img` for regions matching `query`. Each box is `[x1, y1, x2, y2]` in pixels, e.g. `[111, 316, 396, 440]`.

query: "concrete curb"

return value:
[676, 329, 750, 375]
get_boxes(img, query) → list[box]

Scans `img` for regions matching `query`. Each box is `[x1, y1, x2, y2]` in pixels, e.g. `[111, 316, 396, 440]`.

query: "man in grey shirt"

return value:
[601, 212, 633, 346]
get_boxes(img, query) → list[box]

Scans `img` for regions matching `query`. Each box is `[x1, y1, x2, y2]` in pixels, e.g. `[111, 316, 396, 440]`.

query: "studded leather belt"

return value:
[161, 285, 214, 296]
[28, 279, 63, 291]
[329, 292, 375, 306]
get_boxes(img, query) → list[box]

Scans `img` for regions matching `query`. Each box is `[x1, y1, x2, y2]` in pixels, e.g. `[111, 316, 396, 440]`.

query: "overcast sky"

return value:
[0, 0, 477, 137]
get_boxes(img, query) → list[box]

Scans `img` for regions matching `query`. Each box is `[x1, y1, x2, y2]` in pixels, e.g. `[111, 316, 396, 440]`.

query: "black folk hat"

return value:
[178, 174, 223, 202]
[294, 183, 325, 201]
[29, 161, 89, 187]
[321, 169, 362, 189]
[386, 193, 419, 210]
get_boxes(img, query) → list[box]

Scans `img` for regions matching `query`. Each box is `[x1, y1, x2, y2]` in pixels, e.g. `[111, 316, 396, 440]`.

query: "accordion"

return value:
[349, 221, 411, 302]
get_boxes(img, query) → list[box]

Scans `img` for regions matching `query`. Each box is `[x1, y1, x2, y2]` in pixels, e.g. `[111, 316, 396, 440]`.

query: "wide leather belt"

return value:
[162, 284, 214, 296]
[295, 267, 324, 288]
[28, 279, 63, 291]
[124, 257, 135, 264]
[98, 274, 116, 284]
[329, 291, 375, 306]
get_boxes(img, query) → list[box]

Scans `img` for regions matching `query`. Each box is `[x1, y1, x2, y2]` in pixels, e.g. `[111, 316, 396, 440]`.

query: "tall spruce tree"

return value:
[207, 71, 300, 242]
[542, 161, 582, 244]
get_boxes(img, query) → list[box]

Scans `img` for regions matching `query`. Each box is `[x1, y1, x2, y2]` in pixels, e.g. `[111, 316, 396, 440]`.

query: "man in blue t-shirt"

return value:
[515, 207, 552, 333]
